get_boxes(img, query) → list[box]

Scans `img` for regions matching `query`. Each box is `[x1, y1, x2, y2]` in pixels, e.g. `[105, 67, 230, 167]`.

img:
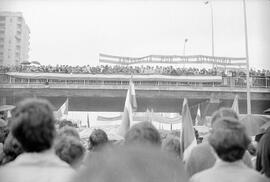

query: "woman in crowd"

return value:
[0, 98, 75, 182]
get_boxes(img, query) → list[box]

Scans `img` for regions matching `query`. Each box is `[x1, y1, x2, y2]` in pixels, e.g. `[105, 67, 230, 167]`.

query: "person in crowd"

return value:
[0, 111, 8, 122]
[256, 131, 270, 178]
[247, 142, 257, 168]
[0, 98, 75, 182]
[58, 125, 80, 140]
[124, 121, 161, 147]
[58, 119, 75, 129]
[88, 129, 109, 152]
[185, 108, 253, 177]
[54, 135, 85, 169]
[0, 132, 23, 165]
[0, 124, 9, 145]
[162, 135, 182, 159]
[190, 117, 267, 182]
[72, 145, 189, 182]
[0, 120, 9, 156]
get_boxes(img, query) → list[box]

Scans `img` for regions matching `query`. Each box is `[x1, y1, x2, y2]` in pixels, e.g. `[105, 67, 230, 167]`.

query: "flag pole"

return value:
[243, 0, 251, 115]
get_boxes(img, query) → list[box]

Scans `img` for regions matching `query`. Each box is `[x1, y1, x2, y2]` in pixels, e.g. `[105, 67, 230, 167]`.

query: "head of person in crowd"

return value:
[208, 117, 250, 162]
[72, 145, 189, 182]
[124, 121, 161, 147]
[247, 142, 257, 156]
[162, 135, 182, 159]
[0, 132, 23, 165]
[11, 98, 56, 153]
[54, 135, 85, 168]
[58, 126, 80, 140]
[211, 107, 239, 127]
[58, 119, 74, 129]
[256, 132, 270, 178]
[0, 111, 7, 121]
[88, 129, 108, 152]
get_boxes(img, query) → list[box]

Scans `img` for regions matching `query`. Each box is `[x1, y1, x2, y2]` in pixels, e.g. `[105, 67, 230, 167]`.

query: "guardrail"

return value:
[0, 74, 269, 88]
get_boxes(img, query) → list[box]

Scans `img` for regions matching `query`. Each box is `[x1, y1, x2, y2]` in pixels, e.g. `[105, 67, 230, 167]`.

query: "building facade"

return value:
[0, 12, 30, 66]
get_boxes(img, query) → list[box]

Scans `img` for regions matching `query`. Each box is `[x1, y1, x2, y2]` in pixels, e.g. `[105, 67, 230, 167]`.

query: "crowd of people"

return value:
[1, 64, 270, 77]
[0, 98, 270, 182]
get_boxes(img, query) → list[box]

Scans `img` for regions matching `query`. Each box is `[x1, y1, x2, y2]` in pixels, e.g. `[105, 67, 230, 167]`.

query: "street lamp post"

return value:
[205, 1, 215, 57]
[242, 0, 251, 115]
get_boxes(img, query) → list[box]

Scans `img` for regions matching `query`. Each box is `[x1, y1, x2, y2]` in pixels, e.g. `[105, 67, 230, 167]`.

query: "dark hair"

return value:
[89, 129, 108, 151]
[55, 136, 85, 167]
[211, 108, 239, 126]
[247, 143, 256, 156]
[125, 122, 161, 147]
[58, 126, 80, 140]
[59, 120, 74, 129]
[209, 117, 250, 162]
[0, 126, 9, 144]
[162, 135, 181, 158]
[0, 133, 23, 165]
[256, 132, 270, 178]
[11, 98, 56, 152]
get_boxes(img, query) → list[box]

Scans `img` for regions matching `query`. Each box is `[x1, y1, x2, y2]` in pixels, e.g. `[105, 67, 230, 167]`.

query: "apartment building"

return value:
[0, 12, 30, 66]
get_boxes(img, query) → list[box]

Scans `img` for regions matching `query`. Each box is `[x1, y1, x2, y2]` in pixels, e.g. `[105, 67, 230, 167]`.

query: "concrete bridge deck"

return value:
[0, 83, 269, 114]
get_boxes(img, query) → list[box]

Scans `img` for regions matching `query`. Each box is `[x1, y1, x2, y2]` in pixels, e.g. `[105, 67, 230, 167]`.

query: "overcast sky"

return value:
[1, 0, 270, 69]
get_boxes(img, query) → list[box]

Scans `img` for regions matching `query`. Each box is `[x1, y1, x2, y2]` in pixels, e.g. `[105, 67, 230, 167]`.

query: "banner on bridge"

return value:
[99, 53, 247, 69]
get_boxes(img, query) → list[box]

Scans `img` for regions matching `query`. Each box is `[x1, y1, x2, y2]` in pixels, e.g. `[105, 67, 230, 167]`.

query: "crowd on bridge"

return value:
[0, 98, 270, 182]
[1, 64, 270, 77]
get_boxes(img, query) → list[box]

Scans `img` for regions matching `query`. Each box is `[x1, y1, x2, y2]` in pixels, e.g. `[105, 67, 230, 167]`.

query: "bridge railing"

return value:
[0, 73, 269, 88]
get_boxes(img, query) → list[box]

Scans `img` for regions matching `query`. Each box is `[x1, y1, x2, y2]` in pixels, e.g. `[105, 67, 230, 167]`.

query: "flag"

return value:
[195, 104, 201, 126]
[181, 98, 197, 162]
[7, 110, 11, 118]
[55, 98, 69, 120]
[87, 113, 90, 128]
[231, 95, 239, 115]
[146, 108, 151, 122]
[118, 79, 137, 136]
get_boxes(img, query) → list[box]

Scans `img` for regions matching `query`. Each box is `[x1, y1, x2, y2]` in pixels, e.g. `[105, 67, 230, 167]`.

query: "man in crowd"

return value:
[185, 108, 252, 177]
[190, 117, 267, 182]
[0, 98, 75, 182]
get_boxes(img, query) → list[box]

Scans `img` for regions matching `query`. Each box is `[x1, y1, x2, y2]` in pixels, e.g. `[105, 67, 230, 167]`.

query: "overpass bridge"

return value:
[0, 73, 269, 115]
